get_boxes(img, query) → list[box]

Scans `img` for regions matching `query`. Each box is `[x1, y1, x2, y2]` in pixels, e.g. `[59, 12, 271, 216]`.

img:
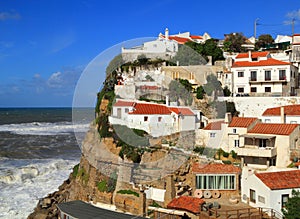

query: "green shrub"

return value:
[78, 167, 89, 185]
[223, 151, 229, 158]
[193, 147, 205, 154]
[231, 150, 238, 159]
[72, 164, 79, 178]
[117, 190, 139, 197]
[97, 180, 108, 192]
[150, 201, 162, 208]
[222, 160, 232, 165]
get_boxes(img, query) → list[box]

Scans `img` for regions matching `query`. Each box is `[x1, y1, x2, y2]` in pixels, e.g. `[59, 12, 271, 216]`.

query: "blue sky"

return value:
[0, 0, 299, 107]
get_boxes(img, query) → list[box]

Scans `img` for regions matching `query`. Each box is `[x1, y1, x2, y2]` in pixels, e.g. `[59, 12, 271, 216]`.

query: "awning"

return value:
[242, 134, 276, 140]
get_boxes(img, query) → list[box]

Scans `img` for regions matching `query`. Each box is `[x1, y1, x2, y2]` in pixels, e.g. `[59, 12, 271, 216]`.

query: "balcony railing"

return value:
[237, 146, 277, 158]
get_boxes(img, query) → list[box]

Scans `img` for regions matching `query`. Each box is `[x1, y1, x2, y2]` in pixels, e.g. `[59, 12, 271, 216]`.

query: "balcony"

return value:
[237, 146, 277, 158]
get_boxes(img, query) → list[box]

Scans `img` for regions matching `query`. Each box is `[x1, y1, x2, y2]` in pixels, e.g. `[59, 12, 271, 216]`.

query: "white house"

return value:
[109, 100, 199, 137]
[261, 105, 300, 124]
[237, 123, 300, 168]
[231, 51, 299, 96]
[241, 167, 300, 218]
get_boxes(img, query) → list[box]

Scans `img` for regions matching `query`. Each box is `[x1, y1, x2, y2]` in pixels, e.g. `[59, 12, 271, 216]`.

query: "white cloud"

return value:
[287, 9, 300, 19]
[47, 72, 63, 88]
[0, 11, 20, 21]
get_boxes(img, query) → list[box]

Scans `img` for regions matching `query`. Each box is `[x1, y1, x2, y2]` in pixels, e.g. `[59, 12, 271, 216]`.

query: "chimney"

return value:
[248, 51, 252, 61]
[166, 95, 169, 106]
[280, 106, 286, 123]
[225, 112, 232, 123]
[165, 28, 169, 40]
[207, 56, 213, 65]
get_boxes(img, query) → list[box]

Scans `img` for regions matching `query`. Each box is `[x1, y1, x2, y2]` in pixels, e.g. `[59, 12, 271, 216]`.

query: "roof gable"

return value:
[228, 117, 258, 128]
[167, 196, 205, 214]
[113, 100, 135, 107]
[248, 123, 299, 135]
[192, 163, 241, 174]
[255, 170, 300, 190]
[128, 103, 171, 115]
[203, 120, 225, 130]
[236, 51, 269, 59]
[262, 105, 300, 116]
[168, 107, 195, 116]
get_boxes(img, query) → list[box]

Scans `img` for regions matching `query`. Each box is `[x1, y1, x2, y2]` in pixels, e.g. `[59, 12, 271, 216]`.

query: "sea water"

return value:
[0, 108, 93, 219]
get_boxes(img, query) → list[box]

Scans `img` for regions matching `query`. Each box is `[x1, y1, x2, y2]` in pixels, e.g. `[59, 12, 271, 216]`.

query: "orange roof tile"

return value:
[203, 120, 225, 130]
[169, 107, 195, 116]
[235, 51, 269, 59]
[256, 170, 300, 190]
[190, 35, 203, 39]
[113, 100, 135, 107]
[248, 123, 299, 135]
[262, 105, 300, 116]
[167, 196, 205, 214]
[232, 58, 290, 67]
[128, 103, 171, 115]
[161, 35, 191, 44]
[192, 163, 241, 174]
[228, 117, 258, 128]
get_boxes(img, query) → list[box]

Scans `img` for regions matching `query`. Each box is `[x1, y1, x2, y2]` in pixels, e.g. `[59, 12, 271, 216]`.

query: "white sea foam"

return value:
[0, 122, 89, 135]
[0, 158, 78, 219]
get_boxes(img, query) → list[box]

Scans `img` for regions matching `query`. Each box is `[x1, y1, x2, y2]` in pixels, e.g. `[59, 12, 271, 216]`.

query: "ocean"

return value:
[0, 108, 94, 219]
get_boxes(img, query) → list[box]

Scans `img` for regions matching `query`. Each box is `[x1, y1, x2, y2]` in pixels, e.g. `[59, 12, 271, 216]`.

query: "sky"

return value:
[0, 0, 300, 107]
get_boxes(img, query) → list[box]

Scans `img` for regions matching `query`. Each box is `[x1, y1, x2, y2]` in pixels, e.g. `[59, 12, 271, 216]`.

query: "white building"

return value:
[241, 167, 300, 218]
[109, 99, 200, 137]
[231, 51, 299, 96]
[261, 105, 300, 124]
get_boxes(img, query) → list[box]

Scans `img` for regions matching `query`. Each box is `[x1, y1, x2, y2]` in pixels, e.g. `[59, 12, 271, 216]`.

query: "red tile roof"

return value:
[256, 170, 300, 190]
[228, 117, 258, 128]
[167, 196, 205, 214]
[190, 35, 203, 39]
[128, 103, 171, 115]
[192, 163, 241, 174]
[203, 120, 225, 130]
[169, 107, 195, 116]
[262, 105, 300, 116]
[113, 100, 135, 107]
[139, 85, 159, 90]
[248, 123, 299, 135]
[232, 58, 290, 67]
[161, 35, 191, 44]
[235, 51, 269, 59]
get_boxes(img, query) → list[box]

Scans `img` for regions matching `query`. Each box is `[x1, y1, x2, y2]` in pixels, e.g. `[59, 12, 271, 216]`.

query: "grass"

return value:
[117, 190, 139, 197]
[72, 164, 79, 178]
[97, 180, 108, 192]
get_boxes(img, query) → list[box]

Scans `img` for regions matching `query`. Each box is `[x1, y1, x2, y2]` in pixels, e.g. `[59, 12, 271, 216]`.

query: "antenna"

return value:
[254, 18, 260, 40]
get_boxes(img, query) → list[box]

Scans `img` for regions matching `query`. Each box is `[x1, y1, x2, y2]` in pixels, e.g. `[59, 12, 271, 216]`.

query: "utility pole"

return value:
[254, 18, 259, 40]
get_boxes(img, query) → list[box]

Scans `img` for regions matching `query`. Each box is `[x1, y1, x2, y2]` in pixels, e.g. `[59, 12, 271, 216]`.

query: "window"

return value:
[279, 70, 286, 80]
[234, 140, 240, 147]
[144, 116, 148, 122]
[238, 72, 244, 77]
[290, 121, 297, 124]
[210, 133, 216, 138]
[251, 87, 257, 93]
[238, 88, 244, 93]
[265, 87, 271, 92]
[158, 117, 162, 122]
[196, 174, 236, 190]
[125, 108, 129, 113]
[250, 189, 256, 203]
[259, 139, 267, 148]
[233, 129, 237, 134]
[282, 194, 289, 209]
[258, 195, 265, 204]
[265, 119, 271, 123]
[265, 70, 271, 81]
[251, 71, 257, 81]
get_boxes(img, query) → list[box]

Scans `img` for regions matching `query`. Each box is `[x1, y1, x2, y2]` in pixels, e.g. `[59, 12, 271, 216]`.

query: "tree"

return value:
[255, 34, 274, 50]
[282, 189, 300, 219]
[169, 80, 193, 105]
[223, 86, 231, 97]
[171, 45, 206, 66]
[178, 79, 193, 92]
[203, 74, 223, 97]
[223, 32, 247, 53]
[196, 86, 205, 99]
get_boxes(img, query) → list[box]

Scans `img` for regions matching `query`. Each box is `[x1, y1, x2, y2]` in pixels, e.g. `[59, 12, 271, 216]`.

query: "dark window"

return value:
[234, 140, 240, 147]
[144, 116, 148, 122]
[265, 87, 271, 92]
[238, 88, 244, 93]
[279, 70, 286, 80]
[238, 72, 244, 77]
[233, 129, 237, 133]
[259, 139, 267, 148]
[282, 194, 289, 209]
[265, 70, 271, 81]
[250, 189, 256, 203]
[251, 71, 257, 81]
[125, 108, 129, 113]
[251, 87, 257, 93]
[158, 117, 162, 122]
